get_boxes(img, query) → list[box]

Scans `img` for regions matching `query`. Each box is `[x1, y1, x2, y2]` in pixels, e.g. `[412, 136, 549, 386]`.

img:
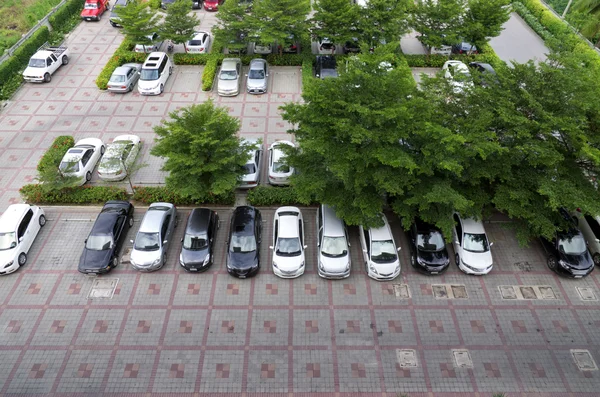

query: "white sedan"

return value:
[97, 135, 142, 181]
[186, 31, 211, 53]
[268, 140, 295, 185]
[442, 60, 473, 93]
[270, 207, 306, 278]
[0, 204, 46, 275]
[59, 138, 105, 185]
[452, 213, 493, 275]
[359, 213, 401, 281]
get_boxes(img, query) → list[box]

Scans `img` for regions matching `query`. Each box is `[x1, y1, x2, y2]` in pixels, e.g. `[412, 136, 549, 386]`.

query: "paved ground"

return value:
[0, 5, 599, 397]
[489, 12, 549, 65]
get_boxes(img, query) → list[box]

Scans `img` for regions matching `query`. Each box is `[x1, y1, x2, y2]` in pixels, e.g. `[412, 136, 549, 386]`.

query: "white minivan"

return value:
[138, 52, 172, 95]
[0, 204, 46, 275]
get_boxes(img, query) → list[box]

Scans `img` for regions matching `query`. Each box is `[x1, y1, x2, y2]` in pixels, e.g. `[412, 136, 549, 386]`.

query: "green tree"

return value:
[159, 0, 199, 52]
[572, 0, 600, 45]
[461, 0, 511, 50]
[252, 0, 311, 55]
[310, 0, 360, 49]
[408, 0, 466, 53]
[357, 0, 411, 50]
[151, 101, 257, 200]
[36, 165, 81, 191]
[114, 0, 160, 51]
[213, 0, 253, 53]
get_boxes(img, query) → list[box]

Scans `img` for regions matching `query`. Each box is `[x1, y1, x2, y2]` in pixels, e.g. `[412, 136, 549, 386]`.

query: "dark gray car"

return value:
[109, 0, 129, 27]
[179, 208, 219, 272]
[315, 55, 338, 79]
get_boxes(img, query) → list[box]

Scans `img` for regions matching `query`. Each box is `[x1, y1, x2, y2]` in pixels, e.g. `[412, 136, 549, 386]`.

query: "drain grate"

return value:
[393, 284, 411, 299]
[396, 349, 418, 368]
[499, 285, 518, 299]
[452, 349, 473, 368]
[571, 350, 598, 371]
[576, 287, 598, 301]
[88, 278, 119, 299]
[499, 285, 557, 300]
[432, 284, 468, 299]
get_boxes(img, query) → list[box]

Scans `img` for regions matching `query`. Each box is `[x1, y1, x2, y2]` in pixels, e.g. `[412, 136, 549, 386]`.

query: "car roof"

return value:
[232, 206, 256, 236]
[90, 211, 120, 235]
[0, 204, 31, 228]
[414, 218, 439, 233]
[369, 214, 393, 241]
[249, 58, 266, 68]
[321, 205, 344, 237]
[185, 208, 212, 234]
[222, 58, 241, 69]
[139, 204, 172, 232]
[461, 217, 486, 233]
[278, 210, 299, 238]
[143, 52, 167, 68]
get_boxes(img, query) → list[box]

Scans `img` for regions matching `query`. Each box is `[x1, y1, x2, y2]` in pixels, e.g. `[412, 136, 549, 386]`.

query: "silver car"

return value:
[246, 58, 268, 94]
[239, 138, 262, 188]
[134, 33, 163, 53]
[107, 63, 141, 93]
[97, 134, 141, 181]
[217, 58, 242, 97]
[130, 203, 177, 272]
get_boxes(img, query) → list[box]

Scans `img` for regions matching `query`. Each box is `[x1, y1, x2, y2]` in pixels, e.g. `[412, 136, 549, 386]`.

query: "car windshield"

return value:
[371, 240, 397, 263]
[463, 233, 489, 253]
[86, 234, 113, 251]
[85, 3, 98, 8]
[140, 69, 158, 80]
[321, 236, 347, 258]
[417, 230, 445, 252]
[276, 237, 301, 256]
[243, 163, 256, 174]
[59, 161, 79, 173]
[220, 70, 237, 80]
[134, 232, 160, 251]
[559, 234, 587, 255]
[0, 232, 16, 250]
[273, 161, 290, 173]
[28, 58, 45, 68]
[230, 235, 257, 253]
[249, 69, 264, 79]
[183, 233, 208, 250]
[109, 74, 126, 83]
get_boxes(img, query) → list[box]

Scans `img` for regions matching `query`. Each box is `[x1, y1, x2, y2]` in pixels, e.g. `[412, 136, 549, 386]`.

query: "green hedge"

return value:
[173, 53, 212, 65]
[403, 51, 502, 68]
[512, 2, 555, 41]
[37, 135, 75, 173]
[201, 56, 219, 91]
[49, 0, 85, 32]
[95, 40, 147, 90]
[247, 186, 313, 206]
[132, 186, 235, 205]
[20, 184, 129, 204]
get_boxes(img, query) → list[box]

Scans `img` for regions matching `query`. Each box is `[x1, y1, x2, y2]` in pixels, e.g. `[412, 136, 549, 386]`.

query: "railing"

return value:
[0, 0, 68, 65]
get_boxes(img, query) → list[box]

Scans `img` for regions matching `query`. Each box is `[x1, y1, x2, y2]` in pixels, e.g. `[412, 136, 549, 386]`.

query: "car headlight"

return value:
[203, 254, 210, 265]
[369, 263, 378, 274]
[299, 261, 304, 268]
[318, 261, 324, 270]
[130, 258, 137, 266]
[345, 262, 351, 271]
[417, 256, 425, 265]
[273, 261, 279, 269]
[151, 258, 161, 266]
[558, 259, 570, 269]
[4, 260, 14, 268]
[461, 260, 477, 272]
[179, 254, 184, 266]
[395, 263, 401, 272]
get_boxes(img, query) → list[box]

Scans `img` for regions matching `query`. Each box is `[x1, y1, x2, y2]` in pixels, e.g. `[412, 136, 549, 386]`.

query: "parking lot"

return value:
[0, 6, 598, 397]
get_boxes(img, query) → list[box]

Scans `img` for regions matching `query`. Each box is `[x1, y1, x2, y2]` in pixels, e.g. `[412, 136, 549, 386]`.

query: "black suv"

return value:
[226, 206, 262, 278]
[315, 55, 338, 79]
[179, 208, 219, 272]
[408, 218, 450, 275]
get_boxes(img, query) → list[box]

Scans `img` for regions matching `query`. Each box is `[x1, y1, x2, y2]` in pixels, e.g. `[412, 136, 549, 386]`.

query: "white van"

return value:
[138, 52, 172, 95]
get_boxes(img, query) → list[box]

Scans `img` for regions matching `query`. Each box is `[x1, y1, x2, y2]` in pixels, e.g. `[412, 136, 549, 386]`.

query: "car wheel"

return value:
[593, 253, 600, 266]
[169, 66, 173, 76]
[18, 253, 27, 266]
[547, 256, 557, 270]
[86, 171, 92, 182]
[127, 83, 133, 92]
[100, 145, 105, 155]
[455, 253, 460, 267]
[128, 217, 134, 227]
[43, 73, 51, 83]
[62, 56, 69, 65]
[410, 252, 416, 268]
[159, 84, 164, 94]
[112, 257, 118, 268]
[39, 214, 46, 227]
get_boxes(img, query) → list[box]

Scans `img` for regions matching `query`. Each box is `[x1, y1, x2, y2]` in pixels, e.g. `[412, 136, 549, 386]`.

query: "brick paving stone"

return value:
[415, 309, 461, 346]
[152, 350, 200, 393]
[424, 350, 473, 393]
[553, 348, 600, 393]
[8, 273, 60, 305]
[470, 349, 520, 392]
[336, 349, 382, 393]
[332, 309, 375, 346]
[205, 309, 248, 346]
[0, 309, 42, 346]
[172, 273, 214, 305]
[332, 279, 368, 305]
[199, 351, 243, 393]
[30, 308, 84, 346]
[536, 308, 588, 345]
[380, 348, 427, 393]
[575, 309, 600, 345]
[105, 350, 156, 393]
[249, 309, 289, 346]
[292, 350, 335, 393]
[454, 308, 503, 346]
[163, 309, 207, 346]
[119, 309, 167, 346]
[246, 351, 288, 393]
[6, 350, 66, 394]
[133, 274, 175, 306]
[293, 309, 332, 346]
[511, 349, 567, 392]
[496, 309, 548, 345]
[56, 349, 112, 393]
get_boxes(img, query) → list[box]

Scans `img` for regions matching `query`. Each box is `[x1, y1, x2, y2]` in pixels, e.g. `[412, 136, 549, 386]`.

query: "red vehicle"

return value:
[204, 0, 224, 11]
[81, 0, 110, 21]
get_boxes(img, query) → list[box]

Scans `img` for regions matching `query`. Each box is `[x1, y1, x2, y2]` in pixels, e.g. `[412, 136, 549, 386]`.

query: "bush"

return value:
[148, 0, 161, 9]
[20, 184, 129, 204]
[201, 56, 219, 91]
[173, 52, 211, 65]
[12, 26, 50, 64]
[37, 135, 74, 173]
[132, 186, 235, 205]
[302, 57, 314, 87]
[49, 0, 85, 32]
[247, 186, 313, 206]
[266, 53, 304, 66]
[96, 39, 147, 89]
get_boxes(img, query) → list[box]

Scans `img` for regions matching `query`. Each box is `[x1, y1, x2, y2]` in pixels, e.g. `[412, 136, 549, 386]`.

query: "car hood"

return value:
[0, 249, 17, 265]
[228, 250, 259, 270]
[319, 253, 349, 272]
[371, 259, 399, 275]
[218, 79, 238, 91]
[23, 66, 43, 76]
[131, 248, 162, 266]
[461, 249, 493, 269]
[559, 250, 594, 270]
[417, 248, 450, 266]
[181, 247, 209, 264]
[273, 252, 304, 271]
[79, 248, 112, 271]
[247, 77, 267, 89]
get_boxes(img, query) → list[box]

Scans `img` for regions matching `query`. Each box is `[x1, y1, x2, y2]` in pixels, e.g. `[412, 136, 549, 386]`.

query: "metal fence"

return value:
[0, 0, 68, 65]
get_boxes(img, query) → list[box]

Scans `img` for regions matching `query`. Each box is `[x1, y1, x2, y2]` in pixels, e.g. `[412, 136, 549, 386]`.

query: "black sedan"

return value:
[541, 228, 595, 278]
[408, 218, 450, 275]
[179, 208, 219, 272]
[78, 201, 134, 274]
[226, 206, 262, 278]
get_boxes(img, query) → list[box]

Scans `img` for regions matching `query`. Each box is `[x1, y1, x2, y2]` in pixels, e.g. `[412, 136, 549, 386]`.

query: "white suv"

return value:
[138, 52, 172, 95]
[0, 205, 46, 275]
[359, 213, 401, 281]
[452, 213, 493, 275]
[270, 207, 306, 278]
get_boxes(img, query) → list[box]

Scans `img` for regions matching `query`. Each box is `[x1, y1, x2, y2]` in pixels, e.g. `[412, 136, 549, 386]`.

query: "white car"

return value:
[573, 211, 600, 265]
[268, 140, 295, 185]
[442, 60, 472, 93]
[318, 38, 335, 54]
[0, 204, 46, 275]
[317, 204, 351, 279]
[186, 31, 211, 53]
[252, 42, 272, 54]
[59, 138, 105, 185]
[239, 138, 262, 189]
[138, 52, 173, 95]
[97, 135, 141, 181]
[452, 213, 493, 275]
[270, 207, 306, 278]
[359, 213, 401, 281]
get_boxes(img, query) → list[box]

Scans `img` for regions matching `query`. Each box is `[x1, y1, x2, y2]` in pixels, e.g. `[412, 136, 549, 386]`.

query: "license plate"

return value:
[238, 275, 246, 279]
[430, 271, 439, 275]
[86, 18, 92, 20]
[189, 268, 197, 272]
[574, 275, 582, 279]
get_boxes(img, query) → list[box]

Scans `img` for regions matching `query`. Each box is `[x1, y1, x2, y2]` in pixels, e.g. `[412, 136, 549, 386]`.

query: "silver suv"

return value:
[130, 203, 177, 272]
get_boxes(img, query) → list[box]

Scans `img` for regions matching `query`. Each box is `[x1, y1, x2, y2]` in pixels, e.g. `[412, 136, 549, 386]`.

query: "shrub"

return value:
[49, 0, 85, 32]
[132, 186, 235, 205]
[266, 54, 304, 66]
[173, 53, 211, 65]
[36, 135, 74, 174]
[20, 184, 129, 204]
[301, 57, 314, 87]
[247, 186, 314, 206]
[148, 0, 161, 9]
[201, 56, 219, 91]
[96, 39, 146, 89]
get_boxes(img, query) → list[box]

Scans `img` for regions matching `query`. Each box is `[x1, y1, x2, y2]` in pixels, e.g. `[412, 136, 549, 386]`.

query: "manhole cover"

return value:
[576, 287, 598, 301]
[571, 350, 598, 371]
[396, 349, 418, 368]
[519, 286, 537, 299]
[499, 285, 517, 299]
[452, 349, 473, 368]
[432, 285, 448, 299]
[451, 285, 468, 299]
[88, 278, 119, 299]
[393, 284, 411, 299]
[537, 286, 556, 300]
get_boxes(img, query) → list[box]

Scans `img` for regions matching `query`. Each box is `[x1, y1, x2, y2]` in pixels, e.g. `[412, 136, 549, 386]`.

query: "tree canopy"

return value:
[461, 0, 511, 49]
[114, 0, 159, 47]
[159, 0, 199, 49]
[310, 0, 360, 47]
[408, 0, 466, 51]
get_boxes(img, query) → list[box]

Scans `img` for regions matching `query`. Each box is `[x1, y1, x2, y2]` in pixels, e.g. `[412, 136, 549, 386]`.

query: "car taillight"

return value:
[199, 47, 204, 51]
[120, 86, 126, 89]
[248, 181, 257, 185]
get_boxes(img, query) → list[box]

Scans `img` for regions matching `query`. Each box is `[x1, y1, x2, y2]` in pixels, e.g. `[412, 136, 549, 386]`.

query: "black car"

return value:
[226, 206, 262, 278]
[468, 62, 498, 87]
[452, 41, 478, 54]
[179, 208, 219, 272]
[315, 55, 338, 79]
[540, 228, 595, 278]
[78, 201, 134, 274]
[343, 38, 360, 54]
[408, 218, 450, 274]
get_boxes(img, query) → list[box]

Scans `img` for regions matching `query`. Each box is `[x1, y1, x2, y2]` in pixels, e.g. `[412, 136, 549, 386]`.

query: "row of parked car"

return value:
[1, 201, 594, 279]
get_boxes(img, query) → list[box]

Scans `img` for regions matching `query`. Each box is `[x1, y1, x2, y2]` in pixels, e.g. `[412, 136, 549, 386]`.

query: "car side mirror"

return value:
[397, 247, 401, 252]
[596, 238, 600, 243]
[455, 241, 460, 245]
[489, 242, 494, 247]
[362, 249, 367, 253]
[84, 239, 87, 243]
[245, 74, 248, 76]
[269, 246, 274, 250]
[130, 239, 134, 244]
[181, 238, 183, 242]
[163, 240, 168, 245]
[10, 241, 17, 248]
[304, 245, 308, 249]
